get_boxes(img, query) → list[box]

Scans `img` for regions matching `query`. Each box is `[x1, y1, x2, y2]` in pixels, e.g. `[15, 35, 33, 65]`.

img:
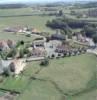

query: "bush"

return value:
[40, 58, 49, 67]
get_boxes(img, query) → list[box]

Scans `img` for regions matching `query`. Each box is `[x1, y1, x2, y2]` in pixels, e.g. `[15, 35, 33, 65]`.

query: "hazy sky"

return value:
[0, 0, 96, 4]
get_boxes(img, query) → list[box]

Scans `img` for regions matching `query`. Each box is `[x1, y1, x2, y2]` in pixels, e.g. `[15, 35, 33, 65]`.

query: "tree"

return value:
[92, 34, 97, 44]
[9, 63, 15, 72]
[58, 10, 63, 16]
[19, 49, 24, 58]
[16, 40, 24, 48]
[83, 25, 97, 38]
[3, 67, 10, 77]
[40, 58, 49, 67]
[7, 48, 17, 58]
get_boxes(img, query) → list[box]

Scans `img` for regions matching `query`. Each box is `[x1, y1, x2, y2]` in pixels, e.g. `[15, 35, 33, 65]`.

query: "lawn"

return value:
[0, 8, 33, 16]
[17, 80, 63, 100]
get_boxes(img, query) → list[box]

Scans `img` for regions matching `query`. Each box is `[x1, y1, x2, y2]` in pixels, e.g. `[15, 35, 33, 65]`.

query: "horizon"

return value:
[0, 0, 97, 4]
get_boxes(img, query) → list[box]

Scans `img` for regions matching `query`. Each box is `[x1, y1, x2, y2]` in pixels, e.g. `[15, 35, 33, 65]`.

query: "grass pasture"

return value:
[0, 53, 96, 100]
[17, 80, 63, 100]
[0, 76, 30, 93]
[68, 88, 97, 100]
[0, 15, 55, 41]
[36, 54, 97, 95]
[22, 61, 41, 77]
[0, 8, 55, 41]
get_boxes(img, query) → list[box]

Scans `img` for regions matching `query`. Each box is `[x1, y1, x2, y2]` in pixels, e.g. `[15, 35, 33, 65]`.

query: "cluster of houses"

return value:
[0, 29, 94, 76]
[27, 30, 88, 59]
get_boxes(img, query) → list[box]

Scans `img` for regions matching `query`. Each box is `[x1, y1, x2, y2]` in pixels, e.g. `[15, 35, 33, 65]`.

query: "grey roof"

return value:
[51, 34, 65, 40]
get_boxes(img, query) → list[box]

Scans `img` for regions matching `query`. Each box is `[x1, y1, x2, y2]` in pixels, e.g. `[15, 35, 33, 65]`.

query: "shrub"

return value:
[40, 58, 49, 67]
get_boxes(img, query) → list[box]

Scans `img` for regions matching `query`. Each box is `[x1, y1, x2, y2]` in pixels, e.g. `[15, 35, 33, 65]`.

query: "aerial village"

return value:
[0, 25, 95, 76]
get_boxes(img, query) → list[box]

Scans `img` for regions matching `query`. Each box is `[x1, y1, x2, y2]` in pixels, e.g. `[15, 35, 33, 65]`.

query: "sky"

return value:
[0, 0, 96, 4]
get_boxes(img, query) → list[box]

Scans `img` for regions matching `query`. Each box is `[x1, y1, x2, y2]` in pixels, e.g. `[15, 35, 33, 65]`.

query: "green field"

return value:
[17, 80, 63, 100]
[0, 76, 30, 93]
[68, 88, 97, 100]
[36, 54, 97, 95]
[0, 15, 55, 41]
[0, 8, 55, 41]
[0, 53, 96, 100]
[17, 54, 97, 100]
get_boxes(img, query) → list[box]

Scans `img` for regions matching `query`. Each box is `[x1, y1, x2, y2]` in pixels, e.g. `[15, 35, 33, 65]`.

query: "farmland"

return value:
[0, 7, 55, 42]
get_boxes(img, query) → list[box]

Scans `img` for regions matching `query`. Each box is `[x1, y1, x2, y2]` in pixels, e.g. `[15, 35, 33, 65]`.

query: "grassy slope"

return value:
[0, 54, 96, 100]
[17, 53, 97, 100]
[68, 89, 97, 100]
[0, 76, 30, 93]
[17, 80, 63, 100]
[36, 54, 97, 95]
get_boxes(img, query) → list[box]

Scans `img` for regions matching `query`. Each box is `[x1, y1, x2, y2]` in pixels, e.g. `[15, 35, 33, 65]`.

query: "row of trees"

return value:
[46, 18, 88, 29]
[81, 25, 97, 44]
[46, 17, 97, 43]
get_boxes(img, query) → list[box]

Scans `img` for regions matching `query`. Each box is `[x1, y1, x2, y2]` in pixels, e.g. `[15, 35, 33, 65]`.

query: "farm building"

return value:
[3, 26, 28, 33]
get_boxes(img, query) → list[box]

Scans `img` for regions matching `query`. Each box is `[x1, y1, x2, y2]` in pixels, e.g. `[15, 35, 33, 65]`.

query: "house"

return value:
[3, 26, 28, 33]
[30, 48, 46, 57]
[31, 28, 40, 34]
[55, 45, 70, 53]
[73, 32, 87, 42]
[33, 37, 46, 48]
[44, 40, 62, 58]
